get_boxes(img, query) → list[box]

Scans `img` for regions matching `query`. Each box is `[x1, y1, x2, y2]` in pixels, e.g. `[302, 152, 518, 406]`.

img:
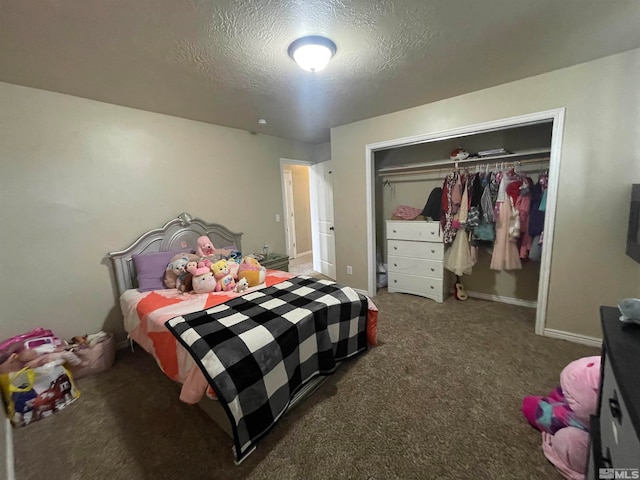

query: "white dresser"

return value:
[386, 220, 448, 303]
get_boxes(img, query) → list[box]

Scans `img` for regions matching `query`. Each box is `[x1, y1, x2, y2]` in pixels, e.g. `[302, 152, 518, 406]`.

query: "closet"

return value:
[374, 121, 553, 306]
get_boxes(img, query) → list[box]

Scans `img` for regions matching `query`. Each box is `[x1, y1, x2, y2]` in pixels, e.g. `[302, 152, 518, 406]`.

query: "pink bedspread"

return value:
[120, 271, 378, 403]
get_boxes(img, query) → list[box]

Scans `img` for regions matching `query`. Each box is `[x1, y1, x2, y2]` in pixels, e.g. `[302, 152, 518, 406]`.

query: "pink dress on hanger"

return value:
[490, 177, 522, 271]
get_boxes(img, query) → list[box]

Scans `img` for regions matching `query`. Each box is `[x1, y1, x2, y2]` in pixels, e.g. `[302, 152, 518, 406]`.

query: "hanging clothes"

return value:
[441, 172, 459, 245]
[470, 174, 483, 207]
[421, 187, 443, 221]
[490, 175, 522, 271]
[529, 182, 546, 237]
[480, 182, 495, 223]
[458, 177, 470, 225]
[444, 230, 474, 276]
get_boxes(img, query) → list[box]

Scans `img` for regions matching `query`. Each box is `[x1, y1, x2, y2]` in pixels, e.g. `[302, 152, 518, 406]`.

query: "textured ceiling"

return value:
[1, 0, 640, 143]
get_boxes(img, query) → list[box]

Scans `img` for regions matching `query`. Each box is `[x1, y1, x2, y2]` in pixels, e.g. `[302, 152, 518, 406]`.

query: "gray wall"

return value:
[332, 48, 640, 339]
[0, 82, 314, 343]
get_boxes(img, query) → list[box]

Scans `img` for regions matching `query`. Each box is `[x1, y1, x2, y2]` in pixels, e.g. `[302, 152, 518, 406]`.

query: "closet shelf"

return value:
[378, 148, 551, 177]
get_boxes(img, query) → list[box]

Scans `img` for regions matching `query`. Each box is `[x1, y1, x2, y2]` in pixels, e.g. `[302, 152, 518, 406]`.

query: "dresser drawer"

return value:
[387, 255, 443, 279]
[388, 240, 444, 260]
[386, 221, 441, 242]
[388, 271, 443, 301]
[599, 354, 640, 468]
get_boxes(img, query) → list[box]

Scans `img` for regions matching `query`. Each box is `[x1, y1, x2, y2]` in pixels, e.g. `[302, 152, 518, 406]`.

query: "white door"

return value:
[283, 170, 297, 259]
[310, 160, 336, 279]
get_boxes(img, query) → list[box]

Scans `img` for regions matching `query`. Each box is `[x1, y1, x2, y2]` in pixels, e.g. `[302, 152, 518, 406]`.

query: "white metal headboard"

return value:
[108, 212, 243, 296]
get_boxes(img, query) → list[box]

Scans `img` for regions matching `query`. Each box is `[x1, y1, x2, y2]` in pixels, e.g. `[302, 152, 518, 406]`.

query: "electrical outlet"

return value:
[346, 266, 353, 275]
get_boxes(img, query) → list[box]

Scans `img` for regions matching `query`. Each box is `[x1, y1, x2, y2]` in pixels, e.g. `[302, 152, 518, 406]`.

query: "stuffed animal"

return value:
[450, 147, 469, 161]
[192, 265, 217, 294]
[234, 277, 249, 293]
[196, 235, 216, 257]
[211, 259, 236, 292]
[237, 256, 266, 287]
[227, 258, 240, 280]
[522, 356, 601, 480]
[178, 261, 198, 293]
[164, 253, 200, 288]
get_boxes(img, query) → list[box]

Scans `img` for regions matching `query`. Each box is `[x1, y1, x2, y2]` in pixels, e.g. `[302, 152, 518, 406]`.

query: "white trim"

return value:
[466, 291, 537, 308]
[543, 328, 603, 348]
[535, 110, 564, 335]
[353, 288, 370, 297]
[365, 108, 566, 337]
[280, 158, 314, 267]
[295, 250, 313, 257]
[283, 169, 297, 259]
[365, 138, 376, 297]
[5, 417, 14, 480]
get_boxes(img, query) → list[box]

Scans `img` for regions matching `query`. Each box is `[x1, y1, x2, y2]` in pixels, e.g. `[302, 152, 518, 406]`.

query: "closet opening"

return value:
[364, 109, 565, 336]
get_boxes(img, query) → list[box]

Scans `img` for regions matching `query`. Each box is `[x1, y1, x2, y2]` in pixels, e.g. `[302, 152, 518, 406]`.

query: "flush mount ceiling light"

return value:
[288, 35, 337, 72]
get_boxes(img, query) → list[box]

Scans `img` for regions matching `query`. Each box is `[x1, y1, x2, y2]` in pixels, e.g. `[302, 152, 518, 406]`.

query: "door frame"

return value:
[280, 158, 313, 263]
[282, 169, 297, 259]
[364, 108, 565, 336]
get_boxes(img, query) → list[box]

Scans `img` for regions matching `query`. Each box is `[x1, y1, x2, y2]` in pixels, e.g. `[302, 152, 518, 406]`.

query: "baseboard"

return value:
[295, 250, 312, 258]
[353, 288, 370, 297]
[5, 417, 14, 480]
[543, 328, 603, 348]
[467, 291, 537, 308]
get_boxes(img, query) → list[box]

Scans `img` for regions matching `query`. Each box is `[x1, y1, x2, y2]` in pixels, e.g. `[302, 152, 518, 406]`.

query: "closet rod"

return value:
[379, 156, 550, 178]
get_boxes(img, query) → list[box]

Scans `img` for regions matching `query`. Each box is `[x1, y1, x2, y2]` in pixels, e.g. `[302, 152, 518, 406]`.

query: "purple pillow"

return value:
[132, 250, 191, 292]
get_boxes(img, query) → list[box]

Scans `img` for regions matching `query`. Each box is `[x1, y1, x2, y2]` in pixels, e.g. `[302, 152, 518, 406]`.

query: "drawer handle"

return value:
[609, 391, 623, 424]
[431, 250, 435, 253]
[602, 447, 612, 468]
[430, 268, 435, 272]
[430, 231, 435, 235]
[394, 263, 397, 267]
[394, 247, 397, 250]
[393, 279, 397, 283]
[430, 286, 434, 289]
[393, 229, 397, 233]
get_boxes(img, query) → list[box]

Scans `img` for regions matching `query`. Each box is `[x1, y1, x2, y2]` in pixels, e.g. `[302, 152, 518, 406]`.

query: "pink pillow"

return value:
[132, 250, 191, 292]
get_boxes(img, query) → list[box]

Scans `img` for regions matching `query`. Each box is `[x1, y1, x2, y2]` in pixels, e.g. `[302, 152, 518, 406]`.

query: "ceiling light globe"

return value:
[288, 36, 337, 72]
[293, 44, 333, 72]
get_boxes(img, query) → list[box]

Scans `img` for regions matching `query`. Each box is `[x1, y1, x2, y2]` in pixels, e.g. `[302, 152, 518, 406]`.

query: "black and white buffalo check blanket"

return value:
[165, 276, 369, 462]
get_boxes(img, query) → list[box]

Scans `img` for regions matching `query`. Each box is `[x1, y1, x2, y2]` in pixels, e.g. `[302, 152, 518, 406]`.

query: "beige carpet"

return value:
[288, 253, 317, 277]
[13, 290, 599, 480]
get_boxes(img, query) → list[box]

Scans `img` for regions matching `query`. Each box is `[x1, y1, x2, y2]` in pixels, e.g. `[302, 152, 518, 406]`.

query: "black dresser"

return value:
[587, 306, 640, 478]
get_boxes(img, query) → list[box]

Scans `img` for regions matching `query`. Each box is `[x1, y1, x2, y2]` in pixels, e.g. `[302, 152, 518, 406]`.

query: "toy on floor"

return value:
[453, 276, 468, 301]
[521, 355, 601, 480]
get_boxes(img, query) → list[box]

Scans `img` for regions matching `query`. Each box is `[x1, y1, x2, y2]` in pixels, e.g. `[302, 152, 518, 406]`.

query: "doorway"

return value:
[365, 109, 565, 336]
[280, 158, 336, 279]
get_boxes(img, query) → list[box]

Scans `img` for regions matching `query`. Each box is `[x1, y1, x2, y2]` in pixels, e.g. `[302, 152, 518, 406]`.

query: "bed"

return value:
[108, 212, 378, 463]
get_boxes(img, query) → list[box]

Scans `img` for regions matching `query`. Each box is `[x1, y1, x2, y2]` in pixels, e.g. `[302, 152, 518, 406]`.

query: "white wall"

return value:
[0, 82, 313, 342]
[331, 48, 640, 339]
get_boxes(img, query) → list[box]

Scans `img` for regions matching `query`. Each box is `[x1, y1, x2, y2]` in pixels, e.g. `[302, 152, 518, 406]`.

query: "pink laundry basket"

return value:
[69, 333, 116, 379]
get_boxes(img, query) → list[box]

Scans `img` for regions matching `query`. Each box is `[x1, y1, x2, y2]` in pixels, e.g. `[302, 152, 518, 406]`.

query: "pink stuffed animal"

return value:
[192, 265, 217, 294]
[522, 356, 601, 480]
[196, 235, 215, 257]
